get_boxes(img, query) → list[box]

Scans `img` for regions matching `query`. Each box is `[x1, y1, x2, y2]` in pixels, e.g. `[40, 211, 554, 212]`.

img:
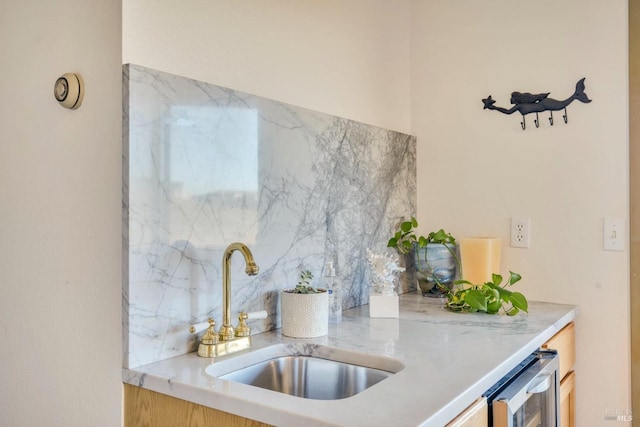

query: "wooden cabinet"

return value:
[124, 384, 272, 427]
[542, 322, 576, 380]
[559, 371, 576, 427]
[542, 322, 576, 427]
[446, 397, 488, 427]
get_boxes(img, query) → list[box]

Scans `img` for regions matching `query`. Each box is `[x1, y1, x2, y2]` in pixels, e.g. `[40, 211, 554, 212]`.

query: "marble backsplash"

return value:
[123, 64, 416, 368]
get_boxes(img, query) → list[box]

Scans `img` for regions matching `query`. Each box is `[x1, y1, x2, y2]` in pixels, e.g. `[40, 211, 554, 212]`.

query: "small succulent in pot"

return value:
[281, 269, 328, 338]
[285, 270, 325, 294]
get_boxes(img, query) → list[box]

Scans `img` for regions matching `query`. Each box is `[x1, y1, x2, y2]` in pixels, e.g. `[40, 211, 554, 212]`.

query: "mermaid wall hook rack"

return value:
[482, 78, 592, 130]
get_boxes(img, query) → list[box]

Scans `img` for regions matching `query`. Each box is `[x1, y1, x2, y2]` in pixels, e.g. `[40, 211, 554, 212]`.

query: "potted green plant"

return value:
[387, 217, 460, 297]
[445, 271, 528, 315]
[281, 270, 328, 338]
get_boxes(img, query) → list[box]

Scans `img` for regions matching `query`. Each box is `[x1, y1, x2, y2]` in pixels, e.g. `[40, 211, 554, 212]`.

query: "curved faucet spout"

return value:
[219, 242, 259, 341]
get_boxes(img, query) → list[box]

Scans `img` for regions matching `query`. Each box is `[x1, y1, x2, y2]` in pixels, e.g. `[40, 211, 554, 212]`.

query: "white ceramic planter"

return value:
[281, 290, 328, 338]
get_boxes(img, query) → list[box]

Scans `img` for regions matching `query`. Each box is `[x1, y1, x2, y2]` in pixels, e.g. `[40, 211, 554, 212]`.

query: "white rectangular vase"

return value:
[281, 291, 329, 338]
[369, 294, 399, 318]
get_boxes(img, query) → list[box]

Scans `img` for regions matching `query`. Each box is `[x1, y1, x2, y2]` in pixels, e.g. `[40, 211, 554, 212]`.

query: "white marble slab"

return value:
[123, 64, 417, 368]
[123, 293, 577, 427]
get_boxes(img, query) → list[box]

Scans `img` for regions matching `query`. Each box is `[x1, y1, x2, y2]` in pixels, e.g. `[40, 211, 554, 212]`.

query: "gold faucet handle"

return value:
[199, 319, 218, 344]
[235, 312, 250, 337]
[193, 319, 218, 358]
[235, 310, 268, 337]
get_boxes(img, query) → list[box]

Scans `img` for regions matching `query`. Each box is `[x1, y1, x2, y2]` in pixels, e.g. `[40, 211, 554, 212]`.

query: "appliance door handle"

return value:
[527, 374, 551, 394]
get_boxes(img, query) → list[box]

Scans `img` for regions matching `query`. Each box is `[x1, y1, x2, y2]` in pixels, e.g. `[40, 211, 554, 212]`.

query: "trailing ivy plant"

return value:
[387, 217, 461, 292]
[445, 271, 528, 316]
[387, 217, 456, 255]
[387, 217, 529, 315]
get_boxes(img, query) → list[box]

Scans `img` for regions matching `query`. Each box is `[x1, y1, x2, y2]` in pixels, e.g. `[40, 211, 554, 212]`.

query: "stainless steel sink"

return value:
[219, 355, 394, 400]
[206, 344, 403, 400]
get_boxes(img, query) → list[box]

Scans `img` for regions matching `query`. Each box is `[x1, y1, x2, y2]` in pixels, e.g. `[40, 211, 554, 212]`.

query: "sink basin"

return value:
[206, 344, 403, 400]
[220, 355, 392, 400]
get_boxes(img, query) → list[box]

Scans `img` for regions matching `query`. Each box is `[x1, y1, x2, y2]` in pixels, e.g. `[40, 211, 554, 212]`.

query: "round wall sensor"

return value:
[54, 73, 84, 110]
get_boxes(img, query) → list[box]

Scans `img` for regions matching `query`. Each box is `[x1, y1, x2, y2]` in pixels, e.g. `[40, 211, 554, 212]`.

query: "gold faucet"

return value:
[219, 242, 260, 341]
[189, 242, 260, 358]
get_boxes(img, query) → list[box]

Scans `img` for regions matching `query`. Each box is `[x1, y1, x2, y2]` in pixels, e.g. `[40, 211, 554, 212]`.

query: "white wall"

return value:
[123, 0, 412, 134]
[411, 0, 630, 423]
[124, 0, 631, 423]
[0, 1, 122, 426]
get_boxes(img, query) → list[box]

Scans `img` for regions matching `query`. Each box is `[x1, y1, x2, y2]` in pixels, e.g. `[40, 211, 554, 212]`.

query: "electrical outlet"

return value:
[511, 217, 531, 248]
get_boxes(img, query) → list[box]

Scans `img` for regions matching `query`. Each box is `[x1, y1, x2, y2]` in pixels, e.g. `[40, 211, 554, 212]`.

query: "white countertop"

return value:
[122, 293, 576, 427]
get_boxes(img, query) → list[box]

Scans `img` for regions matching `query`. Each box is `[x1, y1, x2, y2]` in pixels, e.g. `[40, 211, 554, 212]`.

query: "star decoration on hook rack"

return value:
[482, 96, 496, 109]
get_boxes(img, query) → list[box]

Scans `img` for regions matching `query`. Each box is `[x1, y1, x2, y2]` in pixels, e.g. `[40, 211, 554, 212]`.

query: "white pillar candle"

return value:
[459, 237, 502, 285]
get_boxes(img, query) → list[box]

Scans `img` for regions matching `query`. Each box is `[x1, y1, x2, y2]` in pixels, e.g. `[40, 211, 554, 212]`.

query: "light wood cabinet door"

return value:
[542, 322, 576, 427]
[124, 384, 272, 427]
[446, 397, 488, 427]
[559, 371, 576, 427]
[542, 322, 575, 380]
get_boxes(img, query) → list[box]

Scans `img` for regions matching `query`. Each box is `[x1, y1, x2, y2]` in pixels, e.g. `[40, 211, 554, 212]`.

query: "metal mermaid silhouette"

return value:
[482, 78, 592, 129]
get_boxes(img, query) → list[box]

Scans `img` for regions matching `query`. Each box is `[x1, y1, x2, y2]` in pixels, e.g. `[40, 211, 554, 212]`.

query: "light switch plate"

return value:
[603, 218, 625, 251]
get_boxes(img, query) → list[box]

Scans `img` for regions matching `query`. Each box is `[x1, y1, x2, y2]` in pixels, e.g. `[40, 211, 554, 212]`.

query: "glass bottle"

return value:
[325, 261, 342, 323]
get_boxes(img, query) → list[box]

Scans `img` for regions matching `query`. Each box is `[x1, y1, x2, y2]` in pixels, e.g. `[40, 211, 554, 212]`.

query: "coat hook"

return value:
[482, 78, 591, 130]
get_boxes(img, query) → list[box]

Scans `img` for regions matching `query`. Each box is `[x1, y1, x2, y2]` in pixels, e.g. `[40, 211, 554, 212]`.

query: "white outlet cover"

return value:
[510, 217, 531, 248]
